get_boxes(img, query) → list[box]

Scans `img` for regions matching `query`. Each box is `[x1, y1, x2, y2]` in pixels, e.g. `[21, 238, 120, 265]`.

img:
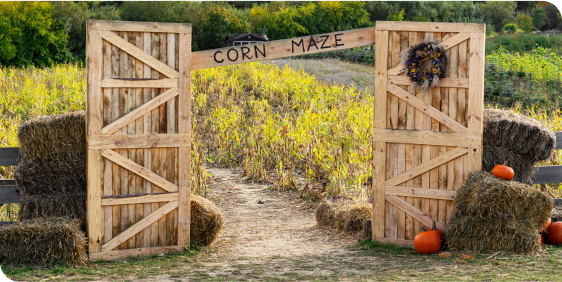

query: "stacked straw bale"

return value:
[315, 201, 371, 233]
[0, 217, 88, 266]
[483, 109, 555, 184]
[446, 171, 552, 253]
[190, 195, 224, 246]
[14, 112, 87, 230]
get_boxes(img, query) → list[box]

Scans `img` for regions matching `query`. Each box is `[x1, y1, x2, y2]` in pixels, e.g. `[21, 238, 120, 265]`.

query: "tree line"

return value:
[0, 1, 561, 67]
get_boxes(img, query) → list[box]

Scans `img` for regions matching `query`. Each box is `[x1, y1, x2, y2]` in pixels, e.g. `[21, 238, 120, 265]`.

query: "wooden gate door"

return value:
[86, 20, 192, 260]
[371, 22, 485, 246]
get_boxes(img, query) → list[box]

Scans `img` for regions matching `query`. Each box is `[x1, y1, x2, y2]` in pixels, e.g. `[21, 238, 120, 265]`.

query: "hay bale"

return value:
[315, 201, 337, 227]
[454, 171, 552, 229]
[446, 215, 540, 253]
[14, 158, 86, 196]
[483, 109, 555, 162]
[357, 218, 372, 242]
[18, 193, 86, 232]
[191, 195, 223, 247]
[17, 112, 86, 162]
[315, 201, 372, 233]
[482, 145, 535, 184]
[340, 204, 372, 233]
[0, 217, 88, 266]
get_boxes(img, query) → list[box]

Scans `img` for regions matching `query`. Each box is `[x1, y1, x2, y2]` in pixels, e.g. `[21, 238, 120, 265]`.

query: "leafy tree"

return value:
[531, 6, 547, 30]
[200, 5, 250, 50]
[480, 1, 517, 33]
[52, 2, 119, 61]
[388, 9, 405, 21]
[543, 3, 562, 30]
[121, 2, 223, 51]
[515, 14, 533, 33]
[515, 1, 536, 14]
[0, 2, 72, 67]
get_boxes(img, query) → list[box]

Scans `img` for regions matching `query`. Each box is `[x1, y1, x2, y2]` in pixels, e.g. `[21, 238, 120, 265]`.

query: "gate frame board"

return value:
[371, 21, 485, 247]
[86, 20, 192, 261]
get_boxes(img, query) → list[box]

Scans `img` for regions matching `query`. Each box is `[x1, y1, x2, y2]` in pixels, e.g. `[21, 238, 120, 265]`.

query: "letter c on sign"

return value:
[213, 51, 224, 63]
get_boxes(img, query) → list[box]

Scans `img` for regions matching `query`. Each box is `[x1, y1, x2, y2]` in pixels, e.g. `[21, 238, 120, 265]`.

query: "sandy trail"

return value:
[205, 167, 356, 260]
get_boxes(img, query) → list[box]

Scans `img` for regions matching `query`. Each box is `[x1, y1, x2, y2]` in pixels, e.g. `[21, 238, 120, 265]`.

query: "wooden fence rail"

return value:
[1, 130, 561, 206]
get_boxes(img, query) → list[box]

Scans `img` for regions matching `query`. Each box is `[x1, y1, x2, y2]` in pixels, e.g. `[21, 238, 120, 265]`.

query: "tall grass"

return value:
[193, 62, 373, 200]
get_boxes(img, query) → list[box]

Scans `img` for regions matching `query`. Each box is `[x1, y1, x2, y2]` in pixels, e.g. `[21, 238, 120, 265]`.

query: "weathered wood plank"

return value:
[372, 129, 480, 147]
[134, 31, 145, 249]
[374, 238, 415, 248]
[89, 134, 189, 149]
[467, 32, 485, 172]
[388, 76, 469, 88]
[100, 31, 179, 79]
[102, 38, 113, 245]
[385, 195, 447, 231]
[86, 25, 104, 254]
[102, 79, 179, 88]
[90, 245, 185, 261]
[386, 147, 467, 187]
[372, 30, 389, 240]
[532, 166, 562, 184]
[142, 32, 153, 248]
[405, 31, 417, 241]
[101, 192, 178, 206]
[101, 201, 178, 252]
[89, 20, 191, 33]
[192, 27, 377, 70]
[101, 149, 178, 192]
[0, 185, 21, 205]
[177, 32, 191, 247]
[101, 88, 179, 135]
[0, 148, 21, 166]
[387, 84, 467, 134]
[376, 21, 484, 33]
[385, 186, 456, 200]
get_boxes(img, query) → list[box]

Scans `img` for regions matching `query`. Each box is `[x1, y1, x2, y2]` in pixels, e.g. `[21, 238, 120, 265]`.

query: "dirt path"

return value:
[205, 167, 356, 259]
[168, 167, 386, 281]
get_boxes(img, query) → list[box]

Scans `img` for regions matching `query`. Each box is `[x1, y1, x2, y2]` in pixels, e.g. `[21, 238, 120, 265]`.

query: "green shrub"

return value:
[0, 2, 72, 67]
[515, 14, 533, 34]
[200, 5, 250, 50]
[503, 23, 517, 34]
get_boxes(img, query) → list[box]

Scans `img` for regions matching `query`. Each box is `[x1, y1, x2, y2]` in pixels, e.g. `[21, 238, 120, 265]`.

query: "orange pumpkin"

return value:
[547, 222, 562, 245]
[414, 221, 444, 255]
[540, 234, 546, 244]
[541, 218, 552, 234]
[492, 165, 514, 180]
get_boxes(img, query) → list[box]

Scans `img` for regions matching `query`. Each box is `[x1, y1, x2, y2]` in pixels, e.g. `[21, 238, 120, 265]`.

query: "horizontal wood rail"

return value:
[0, 148, 21, 166]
